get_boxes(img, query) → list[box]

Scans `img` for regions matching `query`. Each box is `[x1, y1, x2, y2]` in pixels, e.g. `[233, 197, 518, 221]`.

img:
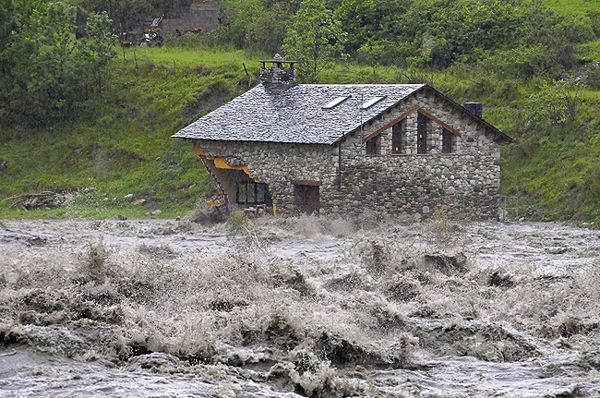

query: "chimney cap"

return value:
[463, 101, 483, 119]
[260, 54, 298, 86]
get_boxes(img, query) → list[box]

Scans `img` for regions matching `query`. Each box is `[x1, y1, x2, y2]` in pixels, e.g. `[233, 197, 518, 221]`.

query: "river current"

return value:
[0, 217, 599, 397]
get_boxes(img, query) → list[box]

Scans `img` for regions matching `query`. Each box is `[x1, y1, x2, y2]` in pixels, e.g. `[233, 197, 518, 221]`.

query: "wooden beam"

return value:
[363, 106, 419, 143]
[291, 179, 321, 186]
[417, 108, 462, 137]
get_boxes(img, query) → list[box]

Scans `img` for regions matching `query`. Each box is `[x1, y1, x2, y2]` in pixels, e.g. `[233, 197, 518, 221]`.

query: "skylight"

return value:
[322, 96, 351, 110]
[361, 96, 387, 110]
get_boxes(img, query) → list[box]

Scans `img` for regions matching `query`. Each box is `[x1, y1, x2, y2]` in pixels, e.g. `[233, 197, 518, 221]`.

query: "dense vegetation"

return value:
[0, 0, 599, 223]
[0, 0, 116, 124]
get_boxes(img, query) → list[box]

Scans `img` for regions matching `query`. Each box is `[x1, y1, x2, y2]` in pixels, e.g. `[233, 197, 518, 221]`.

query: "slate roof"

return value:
[173, 83, 513, 145]
[173, 83, 426, 145]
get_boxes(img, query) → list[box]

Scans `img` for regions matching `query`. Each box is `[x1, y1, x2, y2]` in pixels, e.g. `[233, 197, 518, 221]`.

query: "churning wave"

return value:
[0, 217, 599, 397]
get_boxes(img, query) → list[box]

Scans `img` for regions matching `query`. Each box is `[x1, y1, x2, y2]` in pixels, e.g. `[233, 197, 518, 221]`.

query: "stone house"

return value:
[173, 56, 513, 218]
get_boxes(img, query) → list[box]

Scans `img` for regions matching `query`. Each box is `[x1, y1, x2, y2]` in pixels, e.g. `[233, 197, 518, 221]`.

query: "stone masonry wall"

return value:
[194, 89, 502, 219]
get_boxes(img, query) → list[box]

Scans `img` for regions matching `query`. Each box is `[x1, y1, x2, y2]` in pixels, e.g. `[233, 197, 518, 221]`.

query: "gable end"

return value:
[345, 84, 513, 146]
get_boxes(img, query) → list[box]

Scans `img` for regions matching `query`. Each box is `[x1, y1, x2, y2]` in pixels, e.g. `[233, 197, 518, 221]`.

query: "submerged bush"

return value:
[226, 210, 250, 236]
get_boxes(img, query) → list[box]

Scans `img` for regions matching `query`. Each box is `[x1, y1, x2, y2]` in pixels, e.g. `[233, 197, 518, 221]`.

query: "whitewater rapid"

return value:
[0, 217, 599, 397]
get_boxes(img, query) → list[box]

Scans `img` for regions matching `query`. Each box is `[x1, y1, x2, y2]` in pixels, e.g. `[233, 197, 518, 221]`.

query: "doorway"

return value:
[294, 183, 320, 214]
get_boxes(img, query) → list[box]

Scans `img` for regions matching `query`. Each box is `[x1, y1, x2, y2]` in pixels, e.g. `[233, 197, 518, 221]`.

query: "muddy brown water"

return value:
[0, 218, 599, 397]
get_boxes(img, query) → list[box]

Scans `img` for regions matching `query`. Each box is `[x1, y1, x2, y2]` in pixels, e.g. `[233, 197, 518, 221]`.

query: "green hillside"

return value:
[1, 0, 599, 223]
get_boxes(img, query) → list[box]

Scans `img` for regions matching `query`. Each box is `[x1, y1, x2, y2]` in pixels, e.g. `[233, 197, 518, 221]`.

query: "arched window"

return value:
[417, 113, 429, 154]
[442, 128, 456, 153]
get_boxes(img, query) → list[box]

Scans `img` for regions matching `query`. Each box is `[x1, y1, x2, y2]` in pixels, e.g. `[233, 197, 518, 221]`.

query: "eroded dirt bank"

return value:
[0, 217, 599, 397]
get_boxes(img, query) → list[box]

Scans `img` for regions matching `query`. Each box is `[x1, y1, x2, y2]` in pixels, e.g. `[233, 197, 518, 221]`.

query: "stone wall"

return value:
[196, 141, 335, 214]
[194, 88, 502, 219]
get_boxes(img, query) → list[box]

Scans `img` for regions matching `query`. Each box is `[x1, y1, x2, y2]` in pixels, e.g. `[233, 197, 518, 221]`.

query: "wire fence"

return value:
[498, 195, 535, 222]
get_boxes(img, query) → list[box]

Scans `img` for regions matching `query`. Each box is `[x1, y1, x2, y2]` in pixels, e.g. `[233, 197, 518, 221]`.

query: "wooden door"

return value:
[304, 186, 320, 214]
[301, 185, 320, 214]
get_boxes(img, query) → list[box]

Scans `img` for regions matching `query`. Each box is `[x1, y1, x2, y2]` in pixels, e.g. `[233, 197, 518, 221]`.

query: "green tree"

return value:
[79, 0, 190, 33]
[335, 0, 410, 55]
[0, 0, 16, 77]
[0, 0, 15, 52]
[78, 11, 117, 93]
[283, 0, 345, 82]
[0, 0, 116, 125]
[356, 41, 385, 78]
[212, 0, 299, 54]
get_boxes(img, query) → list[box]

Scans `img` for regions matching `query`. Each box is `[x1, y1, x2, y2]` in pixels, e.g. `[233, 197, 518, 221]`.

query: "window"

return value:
[256, 184, 266, 203]
[322, 96, 351, 109]
[442, 128, 456, 153]
[361, 96, 387, 110]
[392, 118, 407, 154]
[237, 183, 247, 203]
[247, 183, 256, 203]
[366, 136, 380, 155]
[417, 113, 429, 154]
[237, 182, 268, 204]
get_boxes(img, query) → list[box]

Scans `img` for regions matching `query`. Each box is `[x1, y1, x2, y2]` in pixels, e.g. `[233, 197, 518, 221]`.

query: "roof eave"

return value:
[171, 135, 334, 146]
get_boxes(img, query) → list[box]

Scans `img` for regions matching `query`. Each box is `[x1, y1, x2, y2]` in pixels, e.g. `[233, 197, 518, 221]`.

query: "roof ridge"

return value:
[298, 83, 426, 87]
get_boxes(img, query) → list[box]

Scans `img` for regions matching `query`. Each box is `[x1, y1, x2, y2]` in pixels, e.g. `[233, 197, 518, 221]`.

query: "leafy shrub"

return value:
[588, 11, 600, 37]
[423, 207, 467, 252]
[522, 82, 579, 129]
[477, 46, 554, 79]
[226, 210, 250, 236]
[587, 66, 600, 89]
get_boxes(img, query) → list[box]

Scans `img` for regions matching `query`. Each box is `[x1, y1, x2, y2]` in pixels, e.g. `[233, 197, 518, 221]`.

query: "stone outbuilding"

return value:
[161, 0, 220, 39]
[173, 56, 513, 218]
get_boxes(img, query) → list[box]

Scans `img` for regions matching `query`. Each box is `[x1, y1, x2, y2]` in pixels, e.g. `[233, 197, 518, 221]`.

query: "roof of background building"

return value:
[173, 83, 512, 145]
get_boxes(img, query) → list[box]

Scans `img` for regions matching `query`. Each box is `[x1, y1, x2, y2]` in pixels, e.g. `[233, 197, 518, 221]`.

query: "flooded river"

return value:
[0, 217, 599, 397]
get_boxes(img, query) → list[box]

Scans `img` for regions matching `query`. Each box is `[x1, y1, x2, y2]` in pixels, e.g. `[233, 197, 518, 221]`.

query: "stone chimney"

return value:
[464, 102, 483, 119]
[260, 54, 297, 87]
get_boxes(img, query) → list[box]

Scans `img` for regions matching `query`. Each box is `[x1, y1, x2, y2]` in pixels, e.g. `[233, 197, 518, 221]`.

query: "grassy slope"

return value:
[0, 47, 259, 218]
[496, 88, 600, 223]
[544, 0, 600, 15]
[514, 0, 600, 223]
